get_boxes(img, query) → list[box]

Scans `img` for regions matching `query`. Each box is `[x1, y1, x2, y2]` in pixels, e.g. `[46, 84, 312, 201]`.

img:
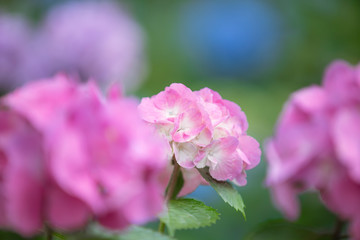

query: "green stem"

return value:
[45, 226, 53, 240]
[332, 218, 345, 240]
[165, 159, 181, 203]
[158, 156, 181, 233]
[158, 221, 166, 233]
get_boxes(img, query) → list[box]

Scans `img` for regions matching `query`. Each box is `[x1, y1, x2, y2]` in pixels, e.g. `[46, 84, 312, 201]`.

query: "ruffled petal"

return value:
[173, 142, 198, 168]
[208, 137, 242, 181]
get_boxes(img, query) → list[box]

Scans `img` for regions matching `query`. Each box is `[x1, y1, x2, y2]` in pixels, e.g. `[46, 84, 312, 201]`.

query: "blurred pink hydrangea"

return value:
[0, 13, 32, 89]
[139, 83, 261, 194]
[21, 1, 145, 91]
[0, 74, 167, 236]
[265, 60, 360, 239]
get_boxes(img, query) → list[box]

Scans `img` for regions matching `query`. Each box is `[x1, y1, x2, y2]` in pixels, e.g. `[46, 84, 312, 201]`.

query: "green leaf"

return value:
[197, 167, 246, 219]
[0, 230, 31, 240]
[73, 238, 110, 240]
[0, 230, 44, 240]
[82, 225, 174, 240]
[165, 169, 184, 199]
[159, 198, 220, 236]
[52, 232, 66, 240]
[68, 232, 110, 240]
[119, 226, 175, 240]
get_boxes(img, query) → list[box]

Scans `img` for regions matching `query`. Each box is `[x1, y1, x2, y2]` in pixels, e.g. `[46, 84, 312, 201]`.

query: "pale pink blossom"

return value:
[265, 60, 360, 239]
[139, 83, 261, 193]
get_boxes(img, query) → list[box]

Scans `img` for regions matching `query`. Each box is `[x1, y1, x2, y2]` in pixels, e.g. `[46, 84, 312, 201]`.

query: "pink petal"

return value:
[271, 183, 299, 221]
[323, 60, 360, 104]
[98, 211, 130, 230]
[106, 83, 123, 101]
[211, 136, 238, 157]
[154, 123, 174, 142]
[324, 60, 353, 88]
[172, 108, 205, 142]
[191, 127, 212, 147]
[213, 126, 231, 139]
[153, 88, 182, 115]
[122, 181, 164, 224]
[196, 88, 227, 127]
[208, 137, 243, 181]
[264, 139, 283, 185]
[234, 171, 247, 186]
[47, 185, 91, 230]
[140, 83, 199, 127]
[196, 87, 222, 103]
[3, 74, 77, 130]
[350, 218, 360, 240]
[277, 86, 328, 131]
[265, 120, 328, 185]
[221, 99, 248, 133]
[173, 142, 198, 168]
[168, 83, 196, 101]
[194, 150, 207, 168]
[291, 86, 328, 114]
[357, 63, 360, 87]
[215, 115, 246, 139]
[138, 97, 170, 124]
[320, 172, 360, 219]
[201, 101, 227, 127]
[332, 108, 360, 183]
[0, 111, 45, 236]
[49, 126, 103, 213]
[238, 135, 261, 170]
[5, 168, 43, 236]
[179, 168, 207, 196]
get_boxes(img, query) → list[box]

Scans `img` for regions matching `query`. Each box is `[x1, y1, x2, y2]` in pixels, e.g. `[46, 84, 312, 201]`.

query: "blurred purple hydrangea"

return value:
[0, 13, 32, 89]
[22, 1, 146, 92]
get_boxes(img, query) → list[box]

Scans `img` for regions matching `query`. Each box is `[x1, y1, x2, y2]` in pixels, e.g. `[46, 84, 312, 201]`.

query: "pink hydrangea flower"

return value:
[139, 83, 261, 193]
[0, 109, 45, 236]
[0, 74, 167, 236]
[265, 60, 360, 239]
[0, 107, 91, 236]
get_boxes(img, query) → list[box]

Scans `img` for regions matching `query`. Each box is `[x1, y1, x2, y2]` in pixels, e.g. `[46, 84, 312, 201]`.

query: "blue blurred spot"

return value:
[187, 185, 219, 205]
[178, 0, 283, 78]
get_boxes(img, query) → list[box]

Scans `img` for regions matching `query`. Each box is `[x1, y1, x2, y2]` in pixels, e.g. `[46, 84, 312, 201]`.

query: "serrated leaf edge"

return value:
[197, 167, 246, 219]
[160, 198, 220, 232]
[169, 199, 220, 230]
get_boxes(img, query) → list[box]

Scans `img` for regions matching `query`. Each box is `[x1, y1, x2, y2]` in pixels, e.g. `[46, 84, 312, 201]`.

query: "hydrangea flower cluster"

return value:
[0, 13, 32, 89]
[25, 0, 145, 91]
[139, 83, 261, 193]
[265, 60, 360, 239]
[0, 74, 167, 236]
[0, 1, 145, 91]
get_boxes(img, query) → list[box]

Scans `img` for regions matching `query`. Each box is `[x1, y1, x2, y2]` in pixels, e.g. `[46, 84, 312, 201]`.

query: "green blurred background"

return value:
[1, 0, 359, 239]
